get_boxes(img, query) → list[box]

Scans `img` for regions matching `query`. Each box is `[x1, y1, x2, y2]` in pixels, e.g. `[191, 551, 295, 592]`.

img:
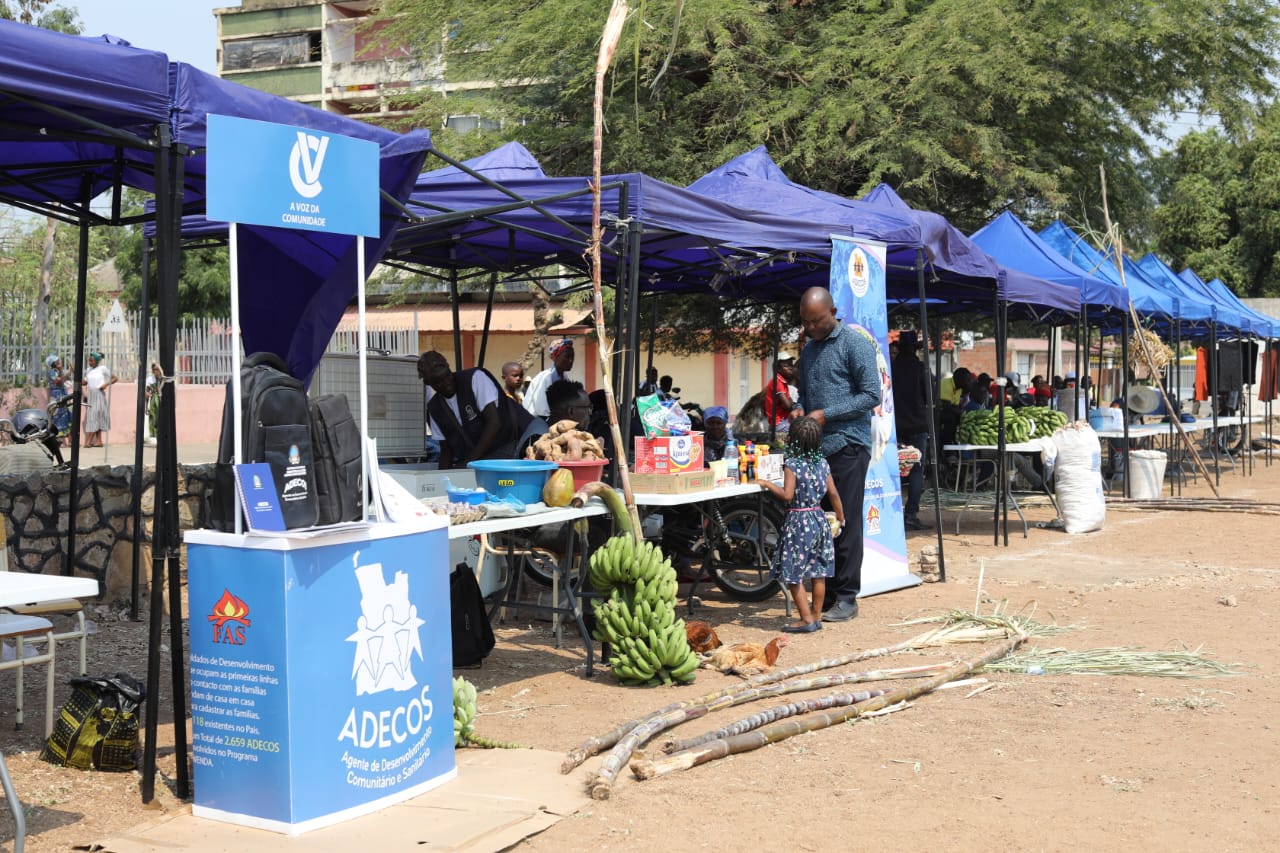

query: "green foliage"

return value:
[377, 0, 1278, 235]
[1151, 107, 1280, 298]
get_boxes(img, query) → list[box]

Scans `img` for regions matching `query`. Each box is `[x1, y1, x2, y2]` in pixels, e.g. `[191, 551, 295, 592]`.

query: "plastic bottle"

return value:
[745, 441, 756, 481]
[724, 440, 738, 472]
[736, 441, 748, 483]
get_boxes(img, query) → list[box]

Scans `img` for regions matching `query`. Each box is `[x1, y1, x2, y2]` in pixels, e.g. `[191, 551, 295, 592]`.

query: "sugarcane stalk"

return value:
[577, 621, 1017, 797]
[586, 0, 642, 539]
[654, 687, 895, 761]
[631, 634, 1023, 781]
[655, 663, 946, 753]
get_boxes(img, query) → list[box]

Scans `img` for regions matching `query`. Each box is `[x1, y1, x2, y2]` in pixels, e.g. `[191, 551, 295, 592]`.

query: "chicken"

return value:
[702, 637, 788, 677]
[685, 620, 722, 653]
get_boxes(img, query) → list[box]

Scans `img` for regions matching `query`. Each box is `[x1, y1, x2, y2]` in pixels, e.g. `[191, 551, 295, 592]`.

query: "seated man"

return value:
[518, 379, 593, 458]
[418, 351, 533, 469]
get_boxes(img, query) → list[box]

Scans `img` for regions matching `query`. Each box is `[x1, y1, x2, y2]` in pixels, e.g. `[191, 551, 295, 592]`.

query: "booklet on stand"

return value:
[234, 463, 286, 532]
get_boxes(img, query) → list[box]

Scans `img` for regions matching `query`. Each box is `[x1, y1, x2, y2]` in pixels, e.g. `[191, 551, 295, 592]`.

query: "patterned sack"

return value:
[41, 673, 146, 772]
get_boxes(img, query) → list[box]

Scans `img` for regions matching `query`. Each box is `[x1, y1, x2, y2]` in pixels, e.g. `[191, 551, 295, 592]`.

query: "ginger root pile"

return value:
[526, 419, 606, 461]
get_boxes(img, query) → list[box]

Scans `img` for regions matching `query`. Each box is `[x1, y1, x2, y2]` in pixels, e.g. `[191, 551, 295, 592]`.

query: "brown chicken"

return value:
[702, 637, 788, 677]
[685, 620, 722, 653]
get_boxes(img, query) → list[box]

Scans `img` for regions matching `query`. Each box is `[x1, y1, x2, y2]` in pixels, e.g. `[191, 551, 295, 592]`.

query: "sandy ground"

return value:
[3, 450, 1279, 852]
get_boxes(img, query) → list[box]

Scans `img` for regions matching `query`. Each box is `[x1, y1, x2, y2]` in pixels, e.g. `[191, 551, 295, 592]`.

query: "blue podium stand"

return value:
[184, 519, 454, 834]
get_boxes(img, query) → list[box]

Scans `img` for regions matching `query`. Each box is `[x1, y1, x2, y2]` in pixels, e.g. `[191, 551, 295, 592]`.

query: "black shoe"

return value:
[904, 516, 931, 531]
[781, 621, 822, 634]
[821, 599, 859, 622]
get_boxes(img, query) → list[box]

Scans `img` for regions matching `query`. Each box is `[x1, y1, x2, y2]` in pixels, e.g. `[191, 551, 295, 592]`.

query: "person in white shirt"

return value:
[523, 338, 575, 419]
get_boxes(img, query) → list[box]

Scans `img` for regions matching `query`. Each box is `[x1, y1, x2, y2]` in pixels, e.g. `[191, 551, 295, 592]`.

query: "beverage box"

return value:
[628, 470, 716, 495]
[634, 433, 705, 474]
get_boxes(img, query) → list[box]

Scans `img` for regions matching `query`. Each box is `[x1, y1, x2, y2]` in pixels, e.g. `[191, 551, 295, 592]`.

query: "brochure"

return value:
[234, 463, 286, 532]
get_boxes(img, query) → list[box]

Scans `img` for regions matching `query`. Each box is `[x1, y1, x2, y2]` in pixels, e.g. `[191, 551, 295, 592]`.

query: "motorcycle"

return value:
[0, 395, 73, 468]
[657, 494, 784, 602]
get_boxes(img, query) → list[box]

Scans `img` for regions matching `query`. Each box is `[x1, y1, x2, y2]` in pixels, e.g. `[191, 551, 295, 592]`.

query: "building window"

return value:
[224, 32, 322, 71]
[444, 114, 501, 134]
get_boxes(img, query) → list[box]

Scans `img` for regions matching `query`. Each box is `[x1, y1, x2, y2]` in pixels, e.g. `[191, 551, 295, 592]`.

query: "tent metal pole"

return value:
[915, 249, 944, 580]
[621, 220, 642, 451]
[1210, 321, 1220, 488]
[1120, 312, 1131, 497]
[993, 291, 1004, 546]
[128, 238, 152, 621]
[449, 270, 463, 368]
[161, 141, 190, 800]
[477, 272, 496, 369]
[64, 177, 90, 580]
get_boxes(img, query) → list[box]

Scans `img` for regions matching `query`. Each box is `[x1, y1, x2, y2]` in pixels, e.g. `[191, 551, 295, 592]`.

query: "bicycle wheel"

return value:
[706, 498, 783, 602]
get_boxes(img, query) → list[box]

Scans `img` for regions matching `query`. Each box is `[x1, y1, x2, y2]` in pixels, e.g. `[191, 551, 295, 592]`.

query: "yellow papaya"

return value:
[542, 467, 576, 507]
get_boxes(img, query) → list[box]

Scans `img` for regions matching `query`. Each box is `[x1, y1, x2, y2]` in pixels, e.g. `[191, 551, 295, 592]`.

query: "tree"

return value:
[377, 0, 1279, 239]
[1151, 105, 1280, 298]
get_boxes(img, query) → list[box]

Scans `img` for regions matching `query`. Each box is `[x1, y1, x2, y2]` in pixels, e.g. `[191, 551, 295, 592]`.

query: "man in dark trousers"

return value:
[892, 331, 932, 530]
[418, 351, 533, 469]
[795, 287, 881, 622]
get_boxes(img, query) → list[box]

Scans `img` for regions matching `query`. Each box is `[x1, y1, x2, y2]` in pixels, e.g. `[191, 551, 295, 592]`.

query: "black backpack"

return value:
[210, 352, 318, 531]
[309, 393, 364, 525]
[450, 563, 495, 667]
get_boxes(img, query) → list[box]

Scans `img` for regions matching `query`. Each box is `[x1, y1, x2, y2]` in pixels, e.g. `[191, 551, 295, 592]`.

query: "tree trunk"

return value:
[30, 215, 56, 382]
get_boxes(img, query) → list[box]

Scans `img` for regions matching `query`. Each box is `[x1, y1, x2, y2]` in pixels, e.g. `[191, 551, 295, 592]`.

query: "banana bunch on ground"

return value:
[588, 535, 699, 685]
[956, 406, 1032, 445]
[1021, 405, 1069, 438]
[452, 676, 526, 749]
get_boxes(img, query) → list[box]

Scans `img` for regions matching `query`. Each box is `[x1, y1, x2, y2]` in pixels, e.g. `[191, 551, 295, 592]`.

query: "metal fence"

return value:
[0, 309, 419, 388]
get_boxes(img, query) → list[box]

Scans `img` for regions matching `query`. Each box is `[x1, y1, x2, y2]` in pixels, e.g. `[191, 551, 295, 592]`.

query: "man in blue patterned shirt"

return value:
[794, 287, 882, 621]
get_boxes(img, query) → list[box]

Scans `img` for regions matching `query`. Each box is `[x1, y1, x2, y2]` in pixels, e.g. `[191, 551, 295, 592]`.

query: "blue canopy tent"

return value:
[1038, 221, 1219, 332]
[687, 149, 1081, 321]
[1178, 267, 1279, 339]
[0, 19, 191, 810]
[1137, 253, 1250, 337]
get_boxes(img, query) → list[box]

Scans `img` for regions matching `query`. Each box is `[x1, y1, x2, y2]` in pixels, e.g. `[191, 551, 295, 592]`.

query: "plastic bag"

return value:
[41, 672, 146, 772]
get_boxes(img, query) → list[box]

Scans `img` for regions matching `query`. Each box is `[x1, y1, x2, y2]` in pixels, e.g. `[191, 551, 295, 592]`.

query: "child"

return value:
[755, 416, 844, 633]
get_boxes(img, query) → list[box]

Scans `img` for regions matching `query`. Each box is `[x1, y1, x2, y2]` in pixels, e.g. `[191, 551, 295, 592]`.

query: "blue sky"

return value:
[71, 0, 219, 73]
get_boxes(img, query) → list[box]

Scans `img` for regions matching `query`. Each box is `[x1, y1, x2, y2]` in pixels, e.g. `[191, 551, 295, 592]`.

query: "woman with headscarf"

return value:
[46, 355, 71, 438]
[81, 350, 117, 447]
[702, 406, 733, 463]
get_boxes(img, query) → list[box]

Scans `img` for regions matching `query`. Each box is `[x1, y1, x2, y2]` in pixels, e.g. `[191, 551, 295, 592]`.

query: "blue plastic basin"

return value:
[467, 459, 558, 504]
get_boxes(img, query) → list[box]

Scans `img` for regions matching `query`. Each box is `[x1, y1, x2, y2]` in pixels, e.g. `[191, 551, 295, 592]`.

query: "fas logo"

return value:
[208, 588, 251, 646]
[289, 131, 329, 199]
[865, 504, 881, 535]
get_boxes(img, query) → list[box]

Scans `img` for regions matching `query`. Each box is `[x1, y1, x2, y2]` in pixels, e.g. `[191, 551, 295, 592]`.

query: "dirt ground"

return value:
[4, 453, 1279, 852]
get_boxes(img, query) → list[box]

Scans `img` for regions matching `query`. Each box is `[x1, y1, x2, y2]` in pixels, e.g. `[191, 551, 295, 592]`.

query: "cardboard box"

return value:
[628, 470, 716, 495]
[634, 433, 705, 474]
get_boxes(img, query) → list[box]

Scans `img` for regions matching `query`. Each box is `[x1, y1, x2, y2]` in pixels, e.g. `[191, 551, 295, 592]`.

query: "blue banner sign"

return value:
[829, 237, 914, 592]
[206, 114, 379, 237]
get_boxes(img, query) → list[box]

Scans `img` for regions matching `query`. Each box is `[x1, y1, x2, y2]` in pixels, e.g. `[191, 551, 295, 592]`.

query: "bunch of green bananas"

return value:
[452, 675, 477, 747]
[956, 407, 1033, 445]
[1021, 405, 1069, 438]
[588, 535, 699, 685]
[453, 675, 526, 749]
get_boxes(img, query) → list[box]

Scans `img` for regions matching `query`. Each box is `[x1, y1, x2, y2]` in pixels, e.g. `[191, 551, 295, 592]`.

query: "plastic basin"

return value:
[557, 459, 607, 490]
[467, 459, 558, 504]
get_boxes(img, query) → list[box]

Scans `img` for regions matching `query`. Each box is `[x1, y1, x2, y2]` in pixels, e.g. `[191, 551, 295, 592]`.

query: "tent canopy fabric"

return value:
[1136, 253, 1250, 336]
[1037, 221, 1217, 331]
[970, 212, 1127, 314]
[393, 146, 921, 302]
[1178, 268, 1278, 339]
[0, 22, 172, 213]
[686, 148, 1079, 317]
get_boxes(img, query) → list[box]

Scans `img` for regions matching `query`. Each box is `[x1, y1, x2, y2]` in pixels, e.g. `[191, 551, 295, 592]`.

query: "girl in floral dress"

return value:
[756, 416, 844, 633]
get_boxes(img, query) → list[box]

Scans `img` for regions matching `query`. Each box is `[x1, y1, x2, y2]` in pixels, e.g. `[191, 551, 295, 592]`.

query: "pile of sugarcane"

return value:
[560, 606, 1241, 798]
[562, 611, 1038, 799]
[1108, 497, 1280, 515]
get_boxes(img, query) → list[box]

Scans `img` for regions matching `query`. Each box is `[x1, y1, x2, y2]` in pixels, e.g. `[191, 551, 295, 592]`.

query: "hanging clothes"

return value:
[1194, 346, 1209, 401]
[1261, 345, 1279, 401]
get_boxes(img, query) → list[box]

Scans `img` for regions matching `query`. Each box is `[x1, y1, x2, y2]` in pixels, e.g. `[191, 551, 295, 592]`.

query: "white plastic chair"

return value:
[0, 612, 56, 735]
